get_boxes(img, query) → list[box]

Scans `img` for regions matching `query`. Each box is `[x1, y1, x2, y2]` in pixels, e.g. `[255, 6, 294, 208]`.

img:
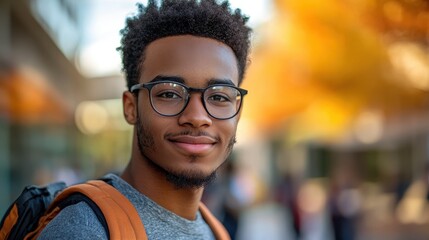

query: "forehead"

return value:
[140, 35, 239, 86]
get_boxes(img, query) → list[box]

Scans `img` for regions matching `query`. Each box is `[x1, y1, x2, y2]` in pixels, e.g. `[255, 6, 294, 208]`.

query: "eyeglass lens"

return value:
[149, 82, 242, 119]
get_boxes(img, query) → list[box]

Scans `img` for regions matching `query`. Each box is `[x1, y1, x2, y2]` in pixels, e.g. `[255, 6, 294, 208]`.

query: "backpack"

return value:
[0, 179, 230, 240]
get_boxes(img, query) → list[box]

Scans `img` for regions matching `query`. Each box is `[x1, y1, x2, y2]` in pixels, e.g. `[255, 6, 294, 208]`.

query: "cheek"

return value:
[219, 119, 239, 139]
[137, 101, 166, 136]
[141, 112, 168, 135]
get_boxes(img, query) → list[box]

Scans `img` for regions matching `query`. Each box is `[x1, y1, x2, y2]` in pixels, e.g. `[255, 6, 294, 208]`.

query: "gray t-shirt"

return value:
[37, 173, 215, 240]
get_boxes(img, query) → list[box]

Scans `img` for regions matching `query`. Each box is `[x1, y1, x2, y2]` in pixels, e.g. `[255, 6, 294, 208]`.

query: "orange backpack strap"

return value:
[199, 202, 231, 240]
[22, 179, 228, 240]
[26, 180, 147, 240]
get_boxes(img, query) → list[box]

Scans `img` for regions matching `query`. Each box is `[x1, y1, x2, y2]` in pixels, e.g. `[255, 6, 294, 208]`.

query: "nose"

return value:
[177, 94, 212, 128]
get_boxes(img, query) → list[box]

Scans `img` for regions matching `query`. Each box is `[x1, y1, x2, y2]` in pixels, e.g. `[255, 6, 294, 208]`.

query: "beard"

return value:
[136, 112, 236, 189]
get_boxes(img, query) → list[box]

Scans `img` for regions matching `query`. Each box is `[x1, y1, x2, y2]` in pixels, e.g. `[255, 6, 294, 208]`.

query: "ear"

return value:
[123, 91, 137, 125]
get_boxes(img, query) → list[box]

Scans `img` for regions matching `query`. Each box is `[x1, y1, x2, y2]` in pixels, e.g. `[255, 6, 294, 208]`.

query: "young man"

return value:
[38, 0, 251, 239]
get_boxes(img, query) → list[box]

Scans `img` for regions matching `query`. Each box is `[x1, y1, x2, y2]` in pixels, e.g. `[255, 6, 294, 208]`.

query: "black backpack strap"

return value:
[0, 182, 66, 240]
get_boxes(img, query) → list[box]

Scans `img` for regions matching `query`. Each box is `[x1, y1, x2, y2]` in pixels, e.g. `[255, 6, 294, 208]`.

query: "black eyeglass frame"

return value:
[130, 80, 248, 120]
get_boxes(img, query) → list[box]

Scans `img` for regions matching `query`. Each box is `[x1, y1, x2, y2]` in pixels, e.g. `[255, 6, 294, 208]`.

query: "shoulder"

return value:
[37, 201, 107, 240]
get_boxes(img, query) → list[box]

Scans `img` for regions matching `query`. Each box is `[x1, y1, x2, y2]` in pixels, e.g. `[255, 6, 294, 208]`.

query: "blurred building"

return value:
[0, 0, 129, 213]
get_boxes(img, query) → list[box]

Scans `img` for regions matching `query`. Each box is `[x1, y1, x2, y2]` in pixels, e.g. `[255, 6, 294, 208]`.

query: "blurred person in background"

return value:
[328, 160, 362, 240]
[37, 0, 252, 239]
[275, 173, 302, 239]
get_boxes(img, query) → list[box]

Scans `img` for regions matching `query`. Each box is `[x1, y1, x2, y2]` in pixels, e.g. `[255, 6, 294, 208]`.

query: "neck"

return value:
[121, 151, 204, 220]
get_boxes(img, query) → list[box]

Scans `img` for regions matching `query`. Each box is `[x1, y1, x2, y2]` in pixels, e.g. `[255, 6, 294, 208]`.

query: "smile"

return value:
[167, 135, 217, 155]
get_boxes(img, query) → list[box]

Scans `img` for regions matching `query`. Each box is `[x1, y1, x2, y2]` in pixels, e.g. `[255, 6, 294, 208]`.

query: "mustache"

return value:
[165, 130, 221, 142]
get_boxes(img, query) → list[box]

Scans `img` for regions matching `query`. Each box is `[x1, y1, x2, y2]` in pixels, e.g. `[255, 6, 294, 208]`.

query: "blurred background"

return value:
[1, 0, 429, 239]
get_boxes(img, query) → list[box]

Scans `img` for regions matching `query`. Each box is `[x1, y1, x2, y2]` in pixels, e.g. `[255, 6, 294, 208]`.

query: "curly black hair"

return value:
[118, 0, 252, 90]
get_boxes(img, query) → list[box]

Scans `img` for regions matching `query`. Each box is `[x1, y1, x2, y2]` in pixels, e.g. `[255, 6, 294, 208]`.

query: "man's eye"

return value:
[157, 91, 182, 99]
[208, 94, 231, 102]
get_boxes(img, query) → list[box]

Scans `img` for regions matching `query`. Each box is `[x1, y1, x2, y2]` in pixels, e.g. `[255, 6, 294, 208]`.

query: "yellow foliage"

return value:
[242, 0, 429, 141]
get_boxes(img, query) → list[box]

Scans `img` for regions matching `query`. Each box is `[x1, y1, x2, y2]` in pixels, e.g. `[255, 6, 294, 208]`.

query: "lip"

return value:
[167, 135, 217, 155]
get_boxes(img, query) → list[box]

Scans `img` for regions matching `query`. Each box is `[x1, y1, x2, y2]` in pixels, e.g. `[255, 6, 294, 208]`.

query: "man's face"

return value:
[133, 35, 240, 188]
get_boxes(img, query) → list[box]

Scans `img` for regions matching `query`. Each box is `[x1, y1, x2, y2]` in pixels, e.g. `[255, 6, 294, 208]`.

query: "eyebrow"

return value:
[207, 78, 235, 86]
[148, 75, 235, 87]
[149, 75, 185, 84]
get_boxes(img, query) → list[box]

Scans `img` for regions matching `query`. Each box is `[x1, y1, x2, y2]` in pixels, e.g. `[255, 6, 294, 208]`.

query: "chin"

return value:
[165, 167, 218, 189]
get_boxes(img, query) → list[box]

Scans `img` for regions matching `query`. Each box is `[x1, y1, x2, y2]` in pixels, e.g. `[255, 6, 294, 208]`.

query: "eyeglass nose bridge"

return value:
[179, 87, 209, 116]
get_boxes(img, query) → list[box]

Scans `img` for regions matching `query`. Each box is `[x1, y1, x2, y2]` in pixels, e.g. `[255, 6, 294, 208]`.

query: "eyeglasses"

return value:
[130, 81, 248, 120]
